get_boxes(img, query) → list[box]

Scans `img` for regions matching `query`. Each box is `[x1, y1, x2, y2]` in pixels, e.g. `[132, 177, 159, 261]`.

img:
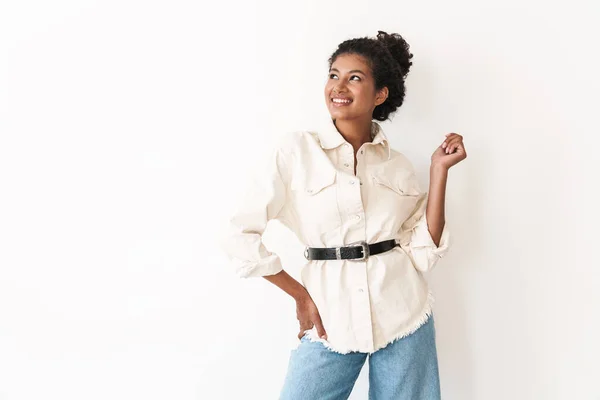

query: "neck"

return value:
[333, 118, 373, 151]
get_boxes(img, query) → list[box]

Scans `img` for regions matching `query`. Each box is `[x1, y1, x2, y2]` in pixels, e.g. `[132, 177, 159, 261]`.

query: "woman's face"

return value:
[324, 53, 388, 121]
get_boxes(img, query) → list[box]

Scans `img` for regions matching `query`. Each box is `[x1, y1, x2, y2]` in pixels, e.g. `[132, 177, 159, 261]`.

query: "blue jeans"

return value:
[279, 314, 440, 400]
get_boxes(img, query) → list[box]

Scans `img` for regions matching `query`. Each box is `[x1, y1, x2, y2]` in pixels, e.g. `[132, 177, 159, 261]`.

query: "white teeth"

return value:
[333, 98, 352, 103]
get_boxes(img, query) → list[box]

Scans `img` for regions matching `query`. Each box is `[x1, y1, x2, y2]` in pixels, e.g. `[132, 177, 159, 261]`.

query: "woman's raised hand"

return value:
[431, 132, 467, 170]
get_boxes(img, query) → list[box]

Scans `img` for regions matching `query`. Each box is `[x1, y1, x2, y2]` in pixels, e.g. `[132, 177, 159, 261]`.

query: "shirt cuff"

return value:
[409, 211, 451, 259]
[234, 254, 284, 278]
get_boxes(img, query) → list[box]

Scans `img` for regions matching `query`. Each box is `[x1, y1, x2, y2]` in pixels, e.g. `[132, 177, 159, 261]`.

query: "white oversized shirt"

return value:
[220, 116, 451, 354]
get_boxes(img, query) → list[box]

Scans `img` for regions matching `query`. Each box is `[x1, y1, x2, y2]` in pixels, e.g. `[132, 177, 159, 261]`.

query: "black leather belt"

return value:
[304, 239, 399, 261]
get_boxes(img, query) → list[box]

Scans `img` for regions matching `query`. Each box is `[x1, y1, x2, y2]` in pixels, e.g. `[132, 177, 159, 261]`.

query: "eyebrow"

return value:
[329, 67, 366, 76]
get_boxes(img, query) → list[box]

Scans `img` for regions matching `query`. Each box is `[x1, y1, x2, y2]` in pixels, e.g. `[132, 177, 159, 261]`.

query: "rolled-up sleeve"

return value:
[398, 190, 451, 273]
[219, 140, 290, 279]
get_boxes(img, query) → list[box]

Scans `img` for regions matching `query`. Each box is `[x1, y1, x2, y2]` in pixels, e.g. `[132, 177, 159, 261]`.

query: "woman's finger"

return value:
[297, 331, 307, 340]
[313, 316, 327, 340]
[442, 133, 460, 148]
[297, 325, 311, 340]
[449, 141, 467, 155]
[444, 138, 462, 153]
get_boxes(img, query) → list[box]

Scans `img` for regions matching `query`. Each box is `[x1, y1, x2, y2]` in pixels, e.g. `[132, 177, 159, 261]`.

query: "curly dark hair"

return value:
[327, 30, 414, 122]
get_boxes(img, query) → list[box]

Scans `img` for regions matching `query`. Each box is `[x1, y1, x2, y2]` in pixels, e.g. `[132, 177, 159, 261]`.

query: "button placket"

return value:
[343, 178, 364, 224]
[352, 286, 374, 351]
[344, 144, 356, 176]
[336, 144, 372, 350]
[356, 147, 365, 184]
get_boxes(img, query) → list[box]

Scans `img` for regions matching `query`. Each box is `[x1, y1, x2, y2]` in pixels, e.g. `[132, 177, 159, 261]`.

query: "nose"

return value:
[333, 83, 347, 95]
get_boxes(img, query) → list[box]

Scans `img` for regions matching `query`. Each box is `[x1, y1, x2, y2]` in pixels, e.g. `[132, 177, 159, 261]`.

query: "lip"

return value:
[331, 96, 353, 107]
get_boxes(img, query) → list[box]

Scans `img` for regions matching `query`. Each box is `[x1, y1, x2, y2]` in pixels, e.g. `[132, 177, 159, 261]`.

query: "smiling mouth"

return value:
[331, 98, 353, 106]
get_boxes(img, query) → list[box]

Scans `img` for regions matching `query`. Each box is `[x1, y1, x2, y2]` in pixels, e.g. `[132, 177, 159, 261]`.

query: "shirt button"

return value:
[349, 180, 355, 185]
[344, 163, 350, 167]
[358, 288, 364, 293]
[354, 214, 361, 220]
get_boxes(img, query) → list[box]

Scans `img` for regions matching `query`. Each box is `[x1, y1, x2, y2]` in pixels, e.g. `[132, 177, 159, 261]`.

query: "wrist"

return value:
[294, 289, 310, 303]
[430, 163, 448, 175]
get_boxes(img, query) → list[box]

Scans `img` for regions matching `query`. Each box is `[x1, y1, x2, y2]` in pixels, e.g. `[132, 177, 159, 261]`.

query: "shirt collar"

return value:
[317, 117, 391, 160]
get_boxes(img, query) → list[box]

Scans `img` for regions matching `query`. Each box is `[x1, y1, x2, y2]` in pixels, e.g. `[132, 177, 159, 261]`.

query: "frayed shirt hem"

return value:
[302, 290, 436, 355]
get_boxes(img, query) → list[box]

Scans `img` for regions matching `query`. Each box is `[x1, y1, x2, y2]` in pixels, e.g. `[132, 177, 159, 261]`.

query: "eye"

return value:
[328, 73, 361, 81]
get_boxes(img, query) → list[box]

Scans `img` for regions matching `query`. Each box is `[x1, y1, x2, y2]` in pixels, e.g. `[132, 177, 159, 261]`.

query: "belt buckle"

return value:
[347, 240, 369, 261]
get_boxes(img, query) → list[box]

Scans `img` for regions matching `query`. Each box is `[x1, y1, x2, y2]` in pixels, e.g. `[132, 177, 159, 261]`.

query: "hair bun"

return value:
[376, 30, 413, 78]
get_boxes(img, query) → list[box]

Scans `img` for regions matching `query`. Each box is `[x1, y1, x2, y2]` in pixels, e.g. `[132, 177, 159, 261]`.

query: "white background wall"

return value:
[1, 0, 598, 399]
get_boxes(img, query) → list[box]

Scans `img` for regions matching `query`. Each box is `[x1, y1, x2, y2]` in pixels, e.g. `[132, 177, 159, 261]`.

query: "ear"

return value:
[375, 86, 389, 106]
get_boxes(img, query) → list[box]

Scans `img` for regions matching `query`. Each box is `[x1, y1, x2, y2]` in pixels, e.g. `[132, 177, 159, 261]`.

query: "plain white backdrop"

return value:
[1, 0, 598, 399]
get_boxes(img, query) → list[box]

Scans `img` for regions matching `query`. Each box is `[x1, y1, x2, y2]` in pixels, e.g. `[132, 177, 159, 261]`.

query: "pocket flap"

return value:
[291, 167, 337, 195]
[371, 164, 420, 196]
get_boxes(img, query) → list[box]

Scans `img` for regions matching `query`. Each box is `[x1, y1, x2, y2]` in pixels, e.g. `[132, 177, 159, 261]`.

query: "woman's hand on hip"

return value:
[295, 295, 327, 341]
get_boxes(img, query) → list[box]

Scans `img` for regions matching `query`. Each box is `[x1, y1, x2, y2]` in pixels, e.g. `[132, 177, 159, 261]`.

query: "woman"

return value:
[220, 31, 467, 399]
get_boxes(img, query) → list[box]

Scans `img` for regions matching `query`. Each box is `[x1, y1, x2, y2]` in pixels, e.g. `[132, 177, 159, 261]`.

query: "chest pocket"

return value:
[290, 166, 341, 233]
[370, 162, 421, 225]
[371, 163, 421, 196]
